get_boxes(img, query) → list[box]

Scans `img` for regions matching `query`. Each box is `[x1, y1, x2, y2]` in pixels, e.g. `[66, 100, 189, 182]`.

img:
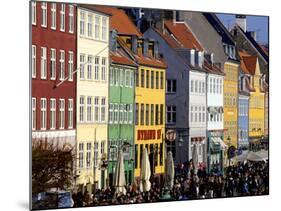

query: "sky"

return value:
[216, 13, 269, 45]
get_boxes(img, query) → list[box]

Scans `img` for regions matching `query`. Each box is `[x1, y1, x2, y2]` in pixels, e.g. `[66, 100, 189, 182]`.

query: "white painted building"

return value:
[76, 6, 110, 191]
[188, 50, 207, 166]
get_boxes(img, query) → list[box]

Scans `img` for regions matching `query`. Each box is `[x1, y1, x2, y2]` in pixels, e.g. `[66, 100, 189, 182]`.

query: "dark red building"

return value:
[31, 1, 77, 149]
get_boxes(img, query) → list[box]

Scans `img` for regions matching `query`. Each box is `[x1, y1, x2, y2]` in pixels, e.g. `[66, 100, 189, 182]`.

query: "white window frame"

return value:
[86, 142, 91, 169]
[101, 16, 107, 41]
[109, 103, 113, 124]
[166, 106, 176, 124]
[119, 104, 123, 124]
[79, 143, 84, 168]
[60, 4, 65, 32]
[87, 96, 92, 122]
[50, 48, 56, 80]
[32, 45, 36, 78]
[80, 54, 85, 80]
[50, 98, 56, 130]
[79, 96, 85, 122]
[94, 56, 99, 80]
[41, 47, 47, 79]
[87, 55, 93, 80]
[68, 5, 74, 33]
[101, 57, 106, 81]
[68, 99, 73, 129]
[114, 103, 118, 124]
[130, 71, 134, 87]
[94, 15, 100, 40]
[32, 2, 36, 25]
[32, 97, 36, 130]
[94, 97, 99, 122]
[80, 11, 85, 35]
[68, 51, 73, 81]
[59, 50, 65, 80]
[101, 97, 106, 122]
[94, 142, 99, 167]
[125, 70, 130, 87]
[51, 3, 56, 30]
[129, 104, 133, 124]
[41, 2, 47, 27]
[40, 98, 47, 130]
[88, 13, 93, 37]
[59, 99, 65, 129]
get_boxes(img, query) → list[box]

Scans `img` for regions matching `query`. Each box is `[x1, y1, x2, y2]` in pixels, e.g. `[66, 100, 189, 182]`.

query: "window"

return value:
[32, 98, 36, 130]
[135, 103, 139, 125]
[32, 2, 36, 25]
[160, 72, 164, 89]
[80, 11, 85, 35]
[68, 99, 73, 128]
[102, 17, 107, 40]
[79, 96, 84, 122]
[195, 80, 198, 93]
[202, 82, 205, 93]
[199, 107, 202, 122]
[79, 143, 84, 168]
[41, 2, 47, 27]
[166, 106, 176, 123]
[140, 104, 144, 125]
[60, 4, 65, 31]
[87, 55, 93, 80]
[213, 78, 216, 93]
[94, 97, 99, 122]
[119, 104, 123, 124]
[191, 106, 193, 122]
[114, 104, 118, 123]
[194, 106, 198, 122]
[95, 15, 100, 39]
[59, 50, 65, 80]
[50, 48, 56, 80]
[50, 98, 56, 129]
[129, 104, 133, 123]
[101, 141, 105, 155]
[156, 72, 159, 89]
[86, 143, 91, 168]
[101, 98, 106, 122]
[59, 99, 65, 129]
[160, 104, 164, 124]
[146, 70, 150, 88]
[80, 54, 85, 79]
[130, 71, 134, 87]
[101, 57, 106, 81]
[125, 70, 130, 87]
[41, 47, 47, 79]
[94, 142, 99, 167]
[141, 69, 145, 87]
[87, 97, 92, 122]
[216, 79, 219, 94]
[69, 5, 74, 33]
[109, 104, 113, 123]
[210, 78, 213, 93]
[68, 51, 73, 81]
[151, 71, 154, 88]
[155, 105, 159, 125]
[32, 45, 36, 78]
[119, 68, 124, 86]
[145, 104, 149, 125]
[136, 69, 139, 87]
[88, 14, 93, 37]
[150, 104, 154, 125]
[199, 81, 202, 93]
[190, 80, 194, 92]
[40, 98, 47, 129]
[167, 80, 177, 93]
[94, 57, 99, 80]
[202, 107, 205, 122]
[51, 3, 56, 29]
[114, 68, 119, 86]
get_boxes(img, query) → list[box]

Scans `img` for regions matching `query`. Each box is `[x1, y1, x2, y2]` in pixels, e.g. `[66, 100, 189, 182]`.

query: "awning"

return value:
[211, 137, 227, 150]
[218, 107, 224, 113]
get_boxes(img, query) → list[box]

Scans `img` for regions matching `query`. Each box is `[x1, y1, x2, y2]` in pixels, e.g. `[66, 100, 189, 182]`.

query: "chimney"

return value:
[235, 15, 246, 32]
[249, 31, 257, 41]
[132, 35, 138, 54]
[188, 49, 195, 67]
[144, 39, 149, 57]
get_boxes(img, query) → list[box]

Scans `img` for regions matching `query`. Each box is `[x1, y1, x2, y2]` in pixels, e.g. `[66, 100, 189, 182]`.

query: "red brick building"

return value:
[31, 1, 77, 149]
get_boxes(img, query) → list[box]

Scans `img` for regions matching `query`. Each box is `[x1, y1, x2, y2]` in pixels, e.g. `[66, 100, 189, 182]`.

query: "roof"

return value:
[239, 51, 257, 75]
[164, 20, 203, 51]
[154, 28, 181, 49]
[203, 61, 225, 75]
[78, 4, 112, 16]
[203, 13, 236, 46]
[236, 26, 269, 62]
[91, 5, 142, 37]
[110, 50, 137, 67]
[117, 37, 167, 69]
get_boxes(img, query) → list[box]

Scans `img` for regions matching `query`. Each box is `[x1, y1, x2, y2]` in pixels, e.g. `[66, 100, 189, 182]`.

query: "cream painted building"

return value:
[76, 6, 110, 191]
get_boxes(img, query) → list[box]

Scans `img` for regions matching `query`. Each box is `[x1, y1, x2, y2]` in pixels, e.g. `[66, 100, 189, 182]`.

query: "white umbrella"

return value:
[114, 150, 127, 195]
[192, 144, 198, 173]
[139, 148, 151, 192]
[164, 151, 174, 190]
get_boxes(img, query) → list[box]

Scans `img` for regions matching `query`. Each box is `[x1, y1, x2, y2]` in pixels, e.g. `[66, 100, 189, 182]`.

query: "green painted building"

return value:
[108, 48, 137, 186]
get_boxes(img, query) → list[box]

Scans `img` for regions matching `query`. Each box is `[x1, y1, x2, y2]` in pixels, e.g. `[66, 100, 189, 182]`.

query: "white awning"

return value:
[211, 137, 227, 150]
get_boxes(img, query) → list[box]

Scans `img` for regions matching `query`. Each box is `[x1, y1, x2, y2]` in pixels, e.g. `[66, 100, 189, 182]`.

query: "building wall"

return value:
[223, 61, 239, 148]
[264, 91, 269, 137]
[249, 60, 265, 139]
[238, 95, 249, 148]
[76, 7, 109, 189]
[32, 2, 77, 148]
[134, 65, 166, 177]
[108, 63, 136, 184]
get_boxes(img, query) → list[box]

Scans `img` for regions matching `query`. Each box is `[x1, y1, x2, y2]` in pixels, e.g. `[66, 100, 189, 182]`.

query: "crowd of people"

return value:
[71, 160, 269, 207]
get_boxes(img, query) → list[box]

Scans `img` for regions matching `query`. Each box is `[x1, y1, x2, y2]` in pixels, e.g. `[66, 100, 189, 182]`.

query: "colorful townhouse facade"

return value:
[76, 5, 110, 191]
[31, 1, 77, 150]
[107, 32, 137, 185]
[239, 51, 265, 150]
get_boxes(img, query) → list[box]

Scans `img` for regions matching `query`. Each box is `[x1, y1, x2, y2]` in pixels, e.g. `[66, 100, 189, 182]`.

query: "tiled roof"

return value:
[203, 60, 225, 75]
[91, 5, 142, 37]
[239, 51, 257, 75]
[154, 28, 181, 49]
[117, 37, 167, 69]
[164, 20, 203, 51]
[110, 50, 137, 67]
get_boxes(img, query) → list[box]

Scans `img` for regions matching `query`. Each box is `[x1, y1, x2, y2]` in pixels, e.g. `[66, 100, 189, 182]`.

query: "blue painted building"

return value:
[238, 70, 250, 150]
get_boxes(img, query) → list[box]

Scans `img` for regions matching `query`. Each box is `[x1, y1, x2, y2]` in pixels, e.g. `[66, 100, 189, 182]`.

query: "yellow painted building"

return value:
[223, 61, 239, 148]
[76, 6, 110, 191]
